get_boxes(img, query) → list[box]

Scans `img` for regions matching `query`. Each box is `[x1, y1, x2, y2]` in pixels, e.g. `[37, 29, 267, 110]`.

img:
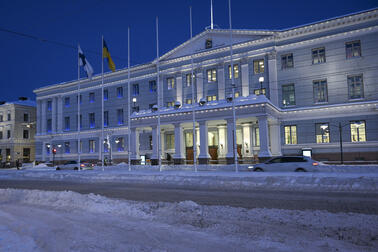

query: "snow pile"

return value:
[0, 189, 377, 251]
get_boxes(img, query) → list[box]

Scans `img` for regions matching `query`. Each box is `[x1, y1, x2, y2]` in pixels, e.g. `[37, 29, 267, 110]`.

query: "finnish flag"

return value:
[78, 45, 94, 80]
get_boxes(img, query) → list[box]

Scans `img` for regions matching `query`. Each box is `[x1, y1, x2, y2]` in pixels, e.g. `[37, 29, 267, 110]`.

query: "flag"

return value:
[78, 45, 94, 80]
[103, 39, 116, 72]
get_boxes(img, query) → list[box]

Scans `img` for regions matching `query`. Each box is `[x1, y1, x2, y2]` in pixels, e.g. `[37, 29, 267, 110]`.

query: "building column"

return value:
[257, 115, 272, 161]
[151, 126, 159, 165]
[242, 123, 253, 159]
[241, 63, 249, 97]
[269, 120, 282, 156]
[52, 97, 57, 133]
[196, 72, 203, 102]
[176, 76, 183, 105]
[37, 100, 42, 135]
[130, 127, 140, 165]
[267, 51, 278, 106]
[226, 118, 235, 164]
[57, 96, 63, 133]
[218, 66, 225, 100]
[41, 100, 47, 134]
[217, 125, 227, 158]
[198, 120, 210, 164]
[173, 123, 185, 164]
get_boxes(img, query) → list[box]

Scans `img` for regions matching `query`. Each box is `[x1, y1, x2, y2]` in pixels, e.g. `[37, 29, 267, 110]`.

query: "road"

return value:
[1, 179, 377, 214]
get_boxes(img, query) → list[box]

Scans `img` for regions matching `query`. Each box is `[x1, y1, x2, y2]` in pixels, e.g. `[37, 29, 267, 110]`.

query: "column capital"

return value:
[267, 50, 277, 60]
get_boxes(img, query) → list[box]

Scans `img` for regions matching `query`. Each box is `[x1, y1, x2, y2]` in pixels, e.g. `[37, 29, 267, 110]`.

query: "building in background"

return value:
[0, 98, 36, 167]
[34, 9, 378, 164]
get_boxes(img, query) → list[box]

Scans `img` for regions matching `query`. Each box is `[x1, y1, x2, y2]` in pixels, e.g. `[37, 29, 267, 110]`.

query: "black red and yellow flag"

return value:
[103, 39, 116, 72]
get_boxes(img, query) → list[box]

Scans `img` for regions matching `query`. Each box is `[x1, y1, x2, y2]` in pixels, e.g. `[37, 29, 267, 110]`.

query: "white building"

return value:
[34, 9, 378, 165]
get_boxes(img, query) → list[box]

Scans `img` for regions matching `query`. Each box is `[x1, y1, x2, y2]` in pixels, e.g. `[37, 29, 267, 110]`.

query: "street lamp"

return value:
[258, 76, 264, 95]
[132, 97, 137, 112]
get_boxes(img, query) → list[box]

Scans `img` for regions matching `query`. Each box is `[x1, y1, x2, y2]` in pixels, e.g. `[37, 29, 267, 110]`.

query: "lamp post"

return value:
[57, 144, 62, 165]
[132, 97, 137, 112]
[259, 76, 264, 95]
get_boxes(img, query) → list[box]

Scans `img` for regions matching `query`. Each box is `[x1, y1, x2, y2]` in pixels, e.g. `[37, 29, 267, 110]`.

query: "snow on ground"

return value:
[0, 189, 377, 252]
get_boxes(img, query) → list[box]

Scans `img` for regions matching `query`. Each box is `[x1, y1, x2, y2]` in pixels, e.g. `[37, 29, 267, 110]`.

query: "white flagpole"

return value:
[156, 16, 162, 171]
[228, 0, 238, 172]
[210, 0, 214, 29]
[190, 6, 197, 172]
[77, 45, 81, 170]
[128, 27, 131, 171]
[101, 36, 105, 171]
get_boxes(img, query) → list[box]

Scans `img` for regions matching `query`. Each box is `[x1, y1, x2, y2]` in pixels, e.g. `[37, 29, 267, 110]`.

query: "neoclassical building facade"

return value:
[34, 9, 378, 164]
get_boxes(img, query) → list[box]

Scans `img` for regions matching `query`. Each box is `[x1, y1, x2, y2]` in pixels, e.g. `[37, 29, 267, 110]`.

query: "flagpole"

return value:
[190, 6, 197, 172]
[77, 45, 81, 170]
[101, 35, 104, 171]
[156, 16, 161, 172]
[127, 27, 131, 171]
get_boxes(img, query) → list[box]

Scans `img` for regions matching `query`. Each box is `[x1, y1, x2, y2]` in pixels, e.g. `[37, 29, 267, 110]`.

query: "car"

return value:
[56, 161, 94, 170]
[247, 156, 321, 172]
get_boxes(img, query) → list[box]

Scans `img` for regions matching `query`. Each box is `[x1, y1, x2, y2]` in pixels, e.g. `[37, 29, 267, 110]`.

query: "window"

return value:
[117, 87, 123, 98]
[47, 119, 52, 132]
[23, 148, 30, 160]
[89, 140, 96, 153]
[149, 80, 157, 92]
[185, 132, 193, 147]
[284, 125, 297, 144]
[282, 84, 295, 106]
[313, 79, 328, 103]
[186, 98, 192, 104]
[64, 117, 70, 131]
[166, 134, 174, 149]
[254, 127, 260, 146]
[167, 77, 175, 90]
[0, 131, 2, 139]
[228, 64, 239, 79]
[23, 113, 29, 122]
[207, 95, 217, 102]
[64, 142, 70, 154]
[64, 97, 70, 107]
[117, 109, 124, 125]
[89, 92, 95, 103]
[89, 113, 95, 128]
[316, 123, 330, 143]
[207, 69, 217, 82]
[7, 112, 11, 121]
[104, 111, 108, 127]
[23, 130, 29, 139]
[104, 139, 109, 153]
[186, 73, 195, 86]
[350, 121, 366, 142]
[205, 39, 212, 49]
[167, 102, 174, 108]
[0, 114, 3, 122]
[348, 74, 364, 99]
[346, 40, 361, 59]
[253, 60, 265, 74]
[254, 88, 266, 95]
[132, 84, 139, 95]
[6, 148, 10, 161]
[281, 53, 294, 69]
[116, 137, 124, 151]
[312, 47, 326, 64]
[7, 130, 11, 139]
[47, 101, 52, 111]
[104, 89, 108, 101]
[45, 144, 50, 155]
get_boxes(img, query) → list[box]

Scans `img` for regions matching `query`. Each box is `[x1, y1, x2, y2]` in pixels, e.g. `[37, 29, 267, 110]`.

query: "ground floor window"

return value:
[350, 121, 366, 142]
[166, 134, 174, 149]
[89, 140, 96, 153]
[185, 132, 193, 147]
[316, 123, 329, 143]
[284, 125, 297, 144]
[64, 142, 70, 154]
[253, 127, 260, 146]
[116, 137, 125, 151]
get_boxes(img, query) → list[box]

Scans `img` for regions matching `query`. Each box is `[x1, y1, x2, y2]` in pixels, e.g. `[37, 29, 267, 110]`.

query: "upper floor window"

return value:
[348, 74, 364, 99]
[254, 88, 266, 96]
[207, 95, 217, 102]
[64, 97, 70, 107]
[117, 87, 123, 98]
[350, 120, 366, 142]
[117, 109, 124, 125]
[89, 113, 95, 128]
[253, 59, 265, 74]
[0, 114, 3, 122]
[133, 84, 139, 96]
[205, 39, 212, 49]
[316, 123, 330, 143]
[47, 101, 52, 111]
[104, 111, 108, 127]
[282, 84, 295, 106]
[104, 89, 108, 101]
[346, 40, 361, 59]
[23, 113, 29, 122]
[7, 112, 11, 121]
[47, 119, 52, 133]
[313, 79, 328, 103]
[228, 64, 239, 79]
[167, 77, 175, 90]
[281, 53, 294, 69]
[284, 125, 297, 144]
[312, 47, 326, 64]
[77, 114, 82, 129]
[186, 73, 195, 86]
[89, 92, 95, 103]
[7, 130, 11, 139]
[167, 101, 174, 108]
[149, 80, 157, 92]
[23, 130, 29, 139]
[64, 117, 70, 131]
[207, 69, 217, 82]
[0, 131, 3, 139]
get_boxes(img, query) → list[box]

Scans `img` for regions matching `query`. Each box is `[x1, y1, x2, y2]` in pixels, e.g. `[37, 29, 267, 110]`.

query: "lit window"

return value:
[254, 127, 260, 146]
[228, 65, 239, 79]
[166, 134, 174, 149]
[89, 140, 96, 153]
[316, 123, 330, 143]
[186, 73, 195, 86]
[104, 89, 108, 101]
[149, 80, 157, 92]
[234, 92, 240, 98]
[89, 113, 95, 128]
[89, 92, 95, 103]
[117, 109, 124, 125]
[284, 125, 297, 144]
[281, 53, 294, 69]
[186, 99, 192, 104]
[133, 84, 139, 95]
[254, 89, 266, 95]
[312, 47, 326, 64]
[350, 121, 366, 142]
[253, 60, 264, 74]
[313, 80, 328, 103]
[348, 74, 364, 99]
[64, 97, 70, 107]
[167, 102, 174, 107]
[346, 40, 361, 59]
[117, 87, 123, 98]
[207, 69, 217, 82]
[206, 95, 217, 102]
[167, 78, 175, 90]
[282, 84, 295, 106]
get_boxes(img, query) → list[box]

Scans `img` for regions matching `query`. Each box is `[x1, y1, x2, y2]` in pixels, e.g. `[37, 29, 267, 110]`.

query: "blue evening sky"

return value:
[0, 0, 376, 102]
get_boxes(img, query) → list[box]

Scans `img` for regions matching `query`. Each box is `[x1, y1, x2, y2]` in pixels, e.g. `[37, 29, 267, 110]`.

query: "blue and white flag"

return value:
[78, 45, 94, 80]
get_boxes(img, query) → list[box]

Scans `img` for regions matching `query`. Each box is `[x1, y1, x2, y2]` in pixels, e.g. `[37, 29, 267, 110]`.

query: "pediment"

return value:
[161, 29, 275, 60]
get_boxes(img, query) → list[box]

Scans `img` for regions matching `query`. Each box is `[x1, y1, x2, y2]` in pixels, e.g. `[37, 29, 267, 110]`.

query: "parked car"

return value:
[248, 156, 321, 172]
[56, 161, 94, 170]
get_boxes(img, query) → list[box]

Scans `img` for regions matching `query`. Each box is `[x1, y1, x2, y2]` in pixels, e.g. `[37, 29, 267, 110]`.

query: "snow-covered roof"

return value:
[3, 100, 36, 107]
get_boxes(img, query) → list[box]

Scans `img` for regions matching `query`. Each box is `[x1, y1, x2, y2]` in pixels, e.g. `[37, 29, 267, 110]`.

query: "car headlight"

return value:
[248, 165, 254, 169]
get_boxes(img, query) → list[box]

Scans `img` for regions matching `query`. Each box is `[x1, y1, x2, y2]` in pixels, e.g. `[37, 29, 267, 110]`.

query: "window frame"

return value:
[117, 87, 123, 98]
[167, 77, 175, 90]
[315, 123, 330, 143]
[350, 120, 366, 142]
[313, 79, 328, 103]
[284, 125, 297, 145]
[207, 69, 217, 82]
[282, 84, 296, 107]
[312, 47, 326, 64]
[348, 74, 364, 100]
[345, 40, 361, 59]
[281, 53, 294, 69]
[253, 59, 265, 74]
[228, 64, 239, 79]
